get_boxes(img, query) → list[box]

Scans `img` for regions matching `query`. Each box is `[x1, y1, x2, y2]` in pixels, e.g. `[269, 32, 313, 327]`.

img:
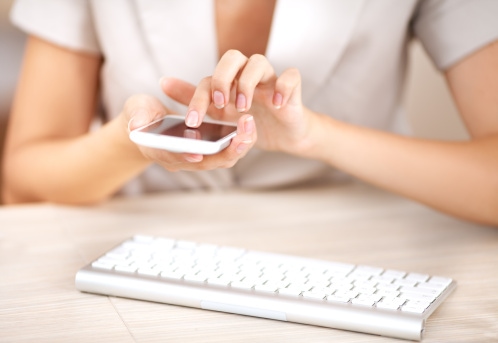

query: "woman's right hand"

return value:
[122, 93, 257, 172]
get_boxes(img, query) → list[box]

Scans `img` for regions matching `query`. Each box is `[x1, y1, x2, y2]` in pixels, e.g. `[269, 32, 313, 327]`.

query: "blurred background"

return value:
[0, 0, 468, 200]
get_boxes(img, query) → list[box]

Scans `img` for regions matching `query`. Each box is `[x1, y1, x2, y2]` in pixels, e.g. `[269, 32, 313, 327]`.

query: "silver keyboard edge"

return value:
[75, 267, 430, 341]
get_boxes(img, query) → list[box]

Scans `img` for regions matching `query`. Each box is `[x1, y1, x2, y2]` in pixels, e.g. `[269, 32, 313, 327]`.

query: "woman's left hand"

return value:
[161, 49, 316, 157]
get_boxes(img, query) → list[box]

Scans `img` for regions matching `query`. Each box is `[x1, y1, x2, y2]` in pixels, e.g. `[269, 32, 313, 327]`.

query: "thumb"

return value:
[124, 95, 168, 132]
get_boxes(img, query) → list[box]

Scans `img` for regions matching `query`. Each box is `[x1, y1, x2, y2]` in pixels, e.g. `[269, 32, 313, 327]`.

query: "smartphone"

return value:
[129, 115, 237, 155]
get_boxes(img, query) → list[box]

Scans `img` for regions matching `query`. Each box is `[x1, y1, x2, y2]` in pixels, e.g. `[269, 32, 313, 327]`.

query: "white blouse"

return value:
[10, 0, 498, 194]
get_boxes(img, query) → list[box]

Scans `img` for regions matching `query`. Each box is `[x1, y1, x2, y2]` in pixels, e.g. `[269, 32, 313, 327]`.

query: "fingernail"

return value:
[186, 110, 199, 127]
[127, 117, 136, 133]
[244, 116, 254, 134]
[185, 154, 202, 163]
[273, 92, 283, 109]
[236, 93, 247, 112]
[213, 91, 225, 109]
[236, 142, 249, 154]
[128, 110, 148, 131]
[158, 76, 167, 87]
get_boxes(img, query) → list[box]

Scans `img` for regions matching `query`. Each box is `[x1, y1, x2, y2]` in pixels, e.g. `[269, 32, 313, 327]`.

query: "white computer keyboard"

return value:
[75, 235, 456, 341]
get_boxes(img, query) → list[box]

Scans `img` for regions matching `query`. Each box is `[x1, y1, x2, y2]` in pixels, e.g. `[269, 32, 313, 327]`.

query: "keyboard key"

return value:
[254, 283, 279, 294]
[326, 294, 351, 303]
[132, 235, 155, 243]
[206, 277, 231, 287]
[278, 287, 302, 297]
[351, 298, 375, 307]
[137, 268, 160, 276]
[302, 291, 326, 300]
[375, 289, 400, 297]
[428, 276, 452, 288]
[399, 286, 439, 296]
[381, 270, 406, 279]
[160, 270, 185, 280]
[376, 301, 401, 310]
[184, 273, 208, 283]
[231, 281, 254, 290]
[400, 305, 427, 314]
[394, 279, 417, 287]
[405, 273, 429, 283]
[114, 265, 138, 273]
[91, 261, 115, 270]
[416, 282, 447, 291]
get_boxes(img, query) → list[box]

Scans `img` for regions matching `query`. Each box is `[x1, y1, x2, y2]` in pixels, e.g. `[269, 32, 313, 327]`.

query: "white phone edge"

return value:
[129, 115, 237, 155]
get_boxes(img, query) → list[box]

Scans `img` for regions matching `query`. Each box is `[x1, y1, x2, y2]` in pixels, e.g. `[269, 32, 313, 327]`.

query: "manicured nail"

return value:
[128, 110, 148, 131]
[213, 91, 225, 109]
[185, 154, 202, 163]
[244, 116, 254, 134]
[273, 92, 283, 109]
[186, 110, 199, 127]
[236, 93, 247, 112]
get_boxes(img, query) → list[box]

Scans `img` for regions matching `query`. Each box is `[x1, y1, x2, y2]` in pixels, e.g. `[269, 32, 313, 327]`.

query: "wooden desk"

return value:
[1, 182, 497, 342]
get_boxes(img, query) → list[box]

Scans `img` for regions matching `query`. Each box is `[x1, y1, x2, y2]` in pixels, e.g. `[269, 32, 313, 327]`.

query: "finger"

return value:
[211, 50, 248, 110]
[160, 77, 196, 106]
[273, 68, 302, 109]
[236, 54, 276, 112]
[160, 77, 228, 125]
[184, 76, 212, 127]
[220, 114, 257, 162]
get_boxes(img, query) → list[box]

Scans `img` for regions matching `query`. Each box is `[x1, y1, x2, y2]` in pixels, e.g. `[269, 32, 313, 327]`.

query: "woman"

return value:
[3, 0, 498, 225]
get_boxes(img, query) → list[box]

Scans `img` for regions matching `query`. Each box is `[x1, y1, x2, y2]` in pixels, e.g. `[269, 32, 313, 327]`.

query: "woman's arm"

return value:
[306, 41, 498, 225]
[2, 36, 150, 204]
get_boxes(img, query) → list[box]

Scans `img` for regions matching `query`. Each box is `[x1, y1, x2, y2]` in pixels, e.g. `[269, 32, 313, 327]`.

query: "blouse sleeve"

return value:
[413, 0, 498, 70]
[10, 0, 100, 55]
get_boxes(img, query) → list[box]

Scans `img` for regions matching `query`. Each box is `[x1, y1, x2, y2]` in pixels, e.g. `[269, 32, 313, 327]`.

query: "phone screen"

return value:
[139, 117, 236, 142]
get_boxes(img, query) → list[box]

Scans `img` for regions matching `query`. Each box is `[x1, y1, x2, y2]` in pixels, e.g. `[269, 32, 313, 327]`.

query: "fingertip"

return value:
[243, 115, 254, 135]
[213, 90, 225, 109]
[159, 76, 170, 89]
[236, 93, 247, 112]
[186, 110, 200, 127]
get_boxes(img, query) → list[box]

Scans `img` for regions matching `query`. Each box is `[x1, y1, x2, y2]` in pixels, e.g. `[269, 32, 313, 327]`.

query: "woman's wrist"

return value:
[291, 109, 339, 163]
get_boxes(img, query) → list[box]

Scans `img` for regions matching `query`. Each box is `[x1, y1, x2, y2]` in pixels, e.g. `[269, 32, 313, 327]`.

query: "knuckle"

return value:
[248, 53, 266, 64]
[224, 49, 244, 59]
[287, 67, 301, 77]
[276, 78, 293, 91]
[200, 76, 212, 84]
[277, 70, 300, 91]
[210, 74, 225, 88]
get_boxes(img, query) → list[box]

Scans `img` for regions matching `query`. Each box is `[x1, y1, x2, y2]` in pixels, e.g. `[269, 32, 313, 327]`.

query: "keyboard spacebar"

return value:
[201, 300, 287, 321]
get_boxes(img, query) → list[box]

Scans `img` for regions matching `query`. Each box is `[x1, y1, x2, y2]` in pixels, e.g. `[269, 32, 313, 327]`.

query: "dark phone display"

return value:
[140, 117, 236, 142]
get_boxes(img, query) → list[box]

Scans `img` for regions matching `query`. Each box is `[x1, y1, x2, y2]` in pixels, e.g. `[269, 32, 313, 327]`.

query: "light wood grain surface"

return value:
[1, 181, 497, 342]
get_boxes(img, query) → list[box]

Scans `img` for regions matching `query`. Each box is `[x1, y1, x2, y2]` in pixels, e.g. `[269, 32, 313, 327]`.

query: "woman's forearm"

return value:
[2, 117, 151, 204]
[307, 112, 498, 225]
